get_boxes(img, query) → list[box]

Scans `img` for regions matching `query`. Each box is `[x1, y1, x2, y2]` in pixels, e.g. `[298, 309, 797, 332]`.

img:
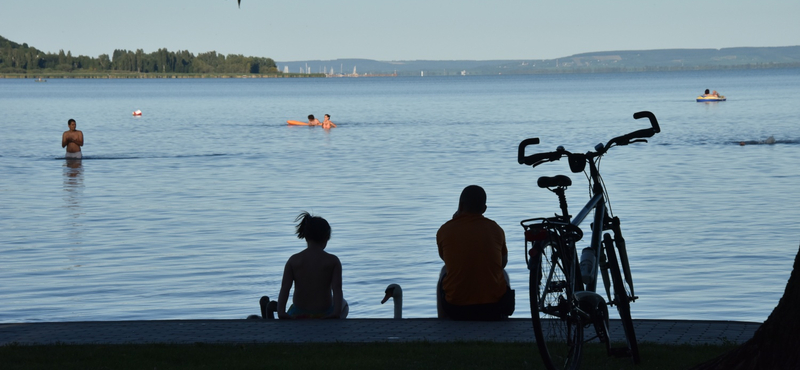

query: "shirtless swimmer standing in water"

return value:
[62, 119, 84, 159]
[322, 114, 337, 129]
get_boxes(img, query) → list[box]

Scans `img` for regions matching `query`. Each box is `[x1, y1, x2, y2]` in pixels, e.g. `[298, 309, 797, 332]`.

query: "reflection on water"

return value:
[62, 159, 84, 243]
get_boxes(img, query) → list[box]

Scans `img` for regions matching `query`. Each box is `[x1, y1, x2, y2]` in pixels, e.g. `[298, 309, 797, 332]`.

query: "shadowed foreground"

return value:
[1, 319, 758, 346]
[1, 341, 738, 370]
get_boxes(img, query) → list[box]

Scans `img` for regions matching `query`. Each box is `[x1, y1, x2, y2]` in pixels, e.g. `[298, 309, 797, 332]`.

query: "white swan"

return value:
[381, 284, 403, 319]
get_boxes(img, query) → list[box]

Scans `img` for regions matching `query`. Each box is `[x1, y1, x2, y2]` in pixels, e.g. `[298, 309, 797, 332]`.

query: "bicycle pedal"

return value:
[594, 327, 608, 343]
[608, 347, 630, 358]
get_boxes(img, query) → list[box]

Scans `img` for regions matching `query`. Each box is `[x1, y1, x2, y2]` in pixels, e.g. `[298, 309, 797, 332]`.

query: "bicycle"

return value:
[517, 111, 660, 370]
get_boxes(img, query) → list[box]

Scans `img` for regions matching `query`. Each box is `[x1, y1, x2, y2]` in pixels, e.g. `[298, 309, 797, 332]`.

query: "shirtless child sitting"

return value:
[277, 212, 349, 319]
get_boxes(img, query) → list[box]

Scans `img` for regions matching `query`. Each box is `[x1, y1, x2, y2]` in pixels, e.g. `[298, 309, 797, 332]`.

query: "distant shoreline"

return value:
[2, 62, 799, 79]
[0, 72, 325, 79]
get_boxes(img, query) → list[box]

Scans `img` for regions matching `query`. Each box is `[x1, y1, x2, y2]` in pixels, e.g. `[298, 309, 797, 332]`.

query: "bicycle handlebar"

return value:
[633, 111, 660, 132]
[516, 138, 540, 165]
[517, 138, 564, 166]
[517, 111, 660, 168]
[605, 111, 660, 149]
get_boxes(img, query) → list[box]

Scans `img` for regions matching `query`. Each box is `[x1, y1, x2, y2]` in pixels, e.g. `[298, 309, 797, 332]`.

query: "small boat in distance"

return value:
[697, 89, 725, 102]
[132, 109, 142, 116]
[697, 95, 726, 102]
[34, 78, 47, 82]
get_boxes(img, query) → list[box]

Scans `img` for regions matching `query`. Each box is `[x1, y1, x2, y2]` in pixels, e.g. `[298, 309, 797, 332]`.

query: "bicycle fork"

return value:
[600, 218, 637, 306]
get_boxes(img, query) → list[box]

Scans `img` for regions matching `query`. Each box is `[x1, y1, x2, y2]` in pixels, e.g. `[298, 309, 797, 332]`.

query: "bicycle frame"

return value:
[521, 111, 658, 297]
[519, 111, 658, 369]
[523, 156, 622, 296]
[571, 158, 613, 295]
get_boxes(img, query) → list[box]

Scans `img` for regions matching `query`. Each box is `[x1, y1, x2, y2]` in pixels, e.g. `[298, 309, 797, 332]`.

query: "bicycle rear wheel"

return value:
[529, 238, 583, 370]
[604, 234, 640, 363]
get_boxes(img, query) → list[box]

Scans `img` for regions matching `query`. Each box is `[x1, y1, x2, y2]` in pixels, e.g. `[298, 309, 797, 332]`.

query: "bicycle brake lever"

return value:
[532, 160, 548, 168]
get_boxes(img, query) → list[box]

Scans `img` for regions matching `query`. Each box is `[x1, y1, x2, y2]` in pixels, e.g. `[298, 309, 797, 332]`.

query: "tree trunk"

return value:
[691, 244, 800, 370]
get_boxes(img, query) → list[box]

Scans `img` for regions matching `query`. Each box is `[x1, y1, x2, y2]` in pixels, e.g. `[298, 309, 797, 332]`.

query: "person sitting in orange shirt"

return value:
[436, 185, 514, 320]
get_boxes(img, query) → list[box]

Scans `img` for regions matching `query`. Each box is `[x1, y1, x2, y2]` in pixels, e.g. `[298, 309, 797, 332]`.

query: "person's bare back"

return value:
[284, 248, 341, 313]
[277, 212, 347, 319]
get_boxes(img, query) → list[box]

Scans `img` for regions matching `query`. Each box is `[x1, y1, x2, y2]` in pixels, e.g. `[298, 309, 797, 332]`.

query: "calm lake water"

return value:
[2, 69, 800, 323]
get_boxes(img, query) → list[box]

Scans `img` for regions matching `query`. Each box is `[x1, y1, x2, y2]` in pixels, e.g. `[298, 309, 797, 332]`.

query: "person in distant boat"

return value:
[307, 114, 321, 126]
[322, 114, 337, 129]
[277, 212, 349, 319]
[436, 185, 514, 321]
[703, 89, 711, 97]
[61, 118, 84, 159]
[712, 90, 719, 97]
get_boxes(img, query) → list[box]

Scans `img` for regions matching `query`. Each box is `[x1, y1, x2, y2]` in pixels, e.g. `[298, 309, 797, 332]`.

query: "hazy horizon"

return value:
[3, 0, 799, 61]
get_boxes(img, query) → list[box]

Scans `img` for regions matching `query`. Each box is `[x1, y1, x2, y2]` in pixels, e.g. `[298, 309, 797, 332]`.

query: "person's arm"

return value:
[62, 132, 68, 148]
[75, 131, 84, 147]
[436, 230, 445, 260]
[277, 259, 294, 319]
[327, 258, 344, 319]
[501, 229, 508, 268]
[330, 122, 336, 128]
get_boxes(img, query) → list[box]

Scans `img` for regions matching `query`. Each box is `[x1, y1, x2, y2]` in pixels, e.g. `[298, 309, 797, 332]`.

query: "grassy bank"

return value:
[1, 341, 733, 370]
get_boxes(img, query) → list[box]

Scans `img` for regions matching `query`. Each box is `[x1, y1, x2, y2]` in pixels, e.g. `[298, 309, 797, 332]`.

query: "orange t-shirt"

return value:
[437, 213, 508, 306]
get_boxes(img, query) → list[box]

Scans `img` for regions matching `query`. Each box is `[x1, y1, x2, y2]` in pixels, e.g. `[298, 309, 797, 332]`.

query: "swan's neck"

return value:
[394, 297, 402, 319]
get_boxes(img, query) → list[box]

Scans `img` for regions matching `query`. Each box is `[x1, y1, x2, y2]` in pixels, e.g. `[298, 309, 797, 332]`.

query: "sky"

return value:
[3, 0, 799, 62]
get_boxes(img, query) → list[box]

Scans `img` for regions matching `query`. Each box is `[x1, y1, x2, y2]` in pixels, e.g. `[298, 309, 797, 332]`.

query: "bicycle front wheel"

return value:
[605, 235, 640, 364]
[529, 239, 583, 370]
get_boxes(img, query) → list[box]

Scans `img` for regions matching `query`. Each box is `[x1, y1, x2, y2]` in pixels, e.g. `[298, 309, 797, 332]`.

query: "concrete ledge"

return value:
[0, 319, 760, 346]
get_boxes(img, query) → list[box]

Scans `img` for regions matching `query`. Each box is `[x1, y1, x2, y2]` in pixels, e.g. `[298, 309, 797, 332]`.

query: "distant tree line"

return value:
[0, 35, 278, 75]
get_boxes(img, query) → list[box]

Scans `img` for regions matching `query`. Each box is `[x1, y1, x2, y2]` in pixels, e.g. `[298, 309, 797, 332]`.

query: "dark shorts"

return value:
[440, 286, 515, 321]
[286, 304, 334, 319]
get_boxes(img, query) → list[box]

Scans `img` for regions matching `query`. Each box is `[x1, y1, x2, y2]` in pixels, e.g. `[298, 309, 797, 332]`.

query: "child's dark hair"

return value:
[295, 211, 331, 242]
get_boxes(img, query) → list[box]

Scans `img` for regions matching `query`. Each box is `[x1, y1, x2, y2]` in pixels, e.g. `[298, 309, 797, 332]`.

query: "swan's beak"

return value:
[381, 288, 394, 304]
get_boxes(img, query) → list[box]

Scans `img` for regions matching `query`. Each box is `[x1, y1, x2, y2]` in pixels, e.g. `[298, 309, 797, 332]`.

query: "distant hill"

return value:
[278, 46, 800, 76]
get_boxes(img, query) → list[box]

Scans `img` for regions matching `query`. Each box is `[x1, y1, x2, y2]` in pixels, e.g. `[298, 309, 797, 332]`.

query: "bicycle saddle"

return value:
[537, 175, 572, 189]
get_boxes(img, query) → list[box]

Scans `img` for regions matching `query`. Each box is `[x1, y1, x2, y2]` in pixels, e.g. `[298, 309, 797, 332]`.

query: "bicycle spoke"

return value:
[530, 239, 583, 370]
